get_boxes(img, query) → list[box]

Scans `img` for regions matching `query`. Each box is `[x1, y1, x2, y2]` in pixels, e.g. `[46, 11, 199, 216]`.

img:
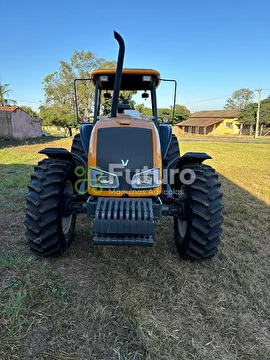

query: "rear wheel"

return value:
[24, 158, 76, 257]
[174, 163, 223, 260]
[163, 134, 180, 166]
[71, 133, 87, 167]
[71, 133, 88, 194]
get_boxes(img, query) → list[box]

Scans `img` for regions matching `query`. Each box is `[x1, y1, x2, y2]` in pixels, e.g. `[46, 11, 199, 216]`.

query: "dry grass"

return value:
[180, 140, 270, 205]
[0, 137, 269, 360]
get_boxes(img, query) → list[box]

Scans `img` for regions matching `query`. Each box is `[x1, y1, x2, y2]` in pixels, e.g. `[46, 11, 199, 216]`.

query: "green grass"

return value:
[0, 138, 73, 210]
[175, 133, 270, 143]
[0, 253, 35, 270]
[0, 137, 269, 359]
[180, 141, 270, 204]
[0, 135, 65, 149]
[1, 285, 27, 336]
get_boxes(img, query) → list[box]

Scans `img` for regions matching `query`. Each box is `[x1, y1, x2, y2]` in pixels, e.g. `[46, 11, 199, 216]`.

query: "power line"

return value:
[8, 89, 270, 108]
[12, 99, 41, 104]
[183, 88, 270, 107]
[183, 95, 229, 105]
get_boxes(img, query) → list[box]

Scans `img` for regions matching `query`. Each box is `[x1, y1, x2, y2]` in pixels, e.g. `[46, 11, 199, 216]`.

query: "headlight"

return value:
[89, 167, 119, 189]
[131, 167, 160, 189]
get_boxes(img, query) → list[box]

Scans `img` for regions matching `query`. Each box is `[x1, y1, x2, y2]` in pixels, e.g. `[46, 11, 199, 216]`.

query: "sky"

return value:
[1, 0, 270, 113]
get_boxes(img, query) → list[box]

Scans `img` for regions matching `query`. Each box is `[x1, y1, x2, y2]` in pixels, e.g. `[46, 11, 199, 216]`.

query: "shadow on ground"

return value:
[0, 136, 66, 149]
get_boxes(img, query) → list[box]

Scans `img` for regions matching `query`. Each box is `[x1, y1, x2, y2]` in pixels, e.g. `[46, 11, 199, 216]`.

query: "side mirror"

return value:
[142, 92, 149, 99]
[104, 92, 111, 99]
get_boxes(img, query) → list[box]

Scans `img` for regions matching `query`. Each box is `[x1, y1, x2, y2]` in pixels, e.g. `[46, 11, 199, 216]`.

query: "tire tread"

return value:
[174, 163, 223, 260]
[24, 158, 76, 257]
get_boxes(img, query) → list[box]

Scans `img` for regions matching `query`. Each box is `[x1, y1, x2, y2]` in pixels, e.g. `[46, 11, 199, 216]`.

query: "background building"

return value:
[0, 106, 42, 138]
[178, 110, 240, 135]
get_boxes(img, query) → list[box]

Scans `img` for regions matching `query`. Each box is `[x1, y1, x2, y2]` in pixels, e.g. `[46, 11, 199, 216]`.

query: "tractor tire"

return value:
[71, 133, 87, 168]
[24, 158, 76, 257]
[163, 134, 180, 166]
[174, 163, 223, 260]
[71, 133, 88, 194]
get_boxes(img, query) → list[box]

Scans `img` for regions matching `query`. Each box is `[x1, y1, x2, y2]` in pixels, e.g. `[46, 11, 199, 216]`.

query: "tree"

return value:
[238, 97, 270, 126]
[158, 108, 171, 122]
[135, 103, 152, 117]
[40, 51, 116, 134]
[238, 103, 257, 125]
[224, 88, 255, 110]
[0, 83, 16, 106]
[173, 104, 190, 124]
[158, 105, 190, 125]
[39, 104, 75, 136]
[102, 90, 137, 115]
[20, 105, 39, 118]
[119, 91, 136, 109]
[258, 102, 270, 125]
[261, 95, 270, 104]
[135, 103, 190, 124]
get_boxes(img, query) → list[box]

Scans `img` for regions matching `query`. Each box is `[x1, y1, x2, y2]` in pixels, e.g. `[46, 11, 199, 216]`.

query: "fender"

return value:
[177, 152, 212, 168]
[159, 124, 172, 159]
[39, 148, 86, 165]
[80, 123, 93, 156]
[166, 151, 212, 171]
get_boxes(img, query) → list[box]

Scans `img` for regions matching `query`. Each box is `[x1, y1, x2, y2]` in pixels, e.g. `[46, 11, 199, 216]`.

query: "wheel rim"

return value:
[177, 219, 187, 238]
[177, 184, 187, 238]
[61, 180, 74, 238]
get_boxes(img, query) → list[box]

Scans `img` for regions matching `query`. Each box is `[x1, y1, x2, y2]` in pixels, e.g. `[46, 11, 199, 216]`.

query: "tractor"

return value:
[24, 31, 223, 260]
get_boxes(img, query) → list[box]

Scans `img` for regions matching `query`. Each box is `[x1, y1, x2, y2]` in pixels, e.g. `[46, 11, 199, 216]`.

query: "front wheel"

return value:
[24, 158, 76, 257]
[174, 163, 223, 260]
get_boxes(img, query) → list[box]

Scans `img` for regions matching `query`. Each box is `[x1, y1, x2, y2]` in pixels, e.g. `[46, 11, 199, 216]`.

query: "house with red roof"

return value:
[0, 106, 42, 138]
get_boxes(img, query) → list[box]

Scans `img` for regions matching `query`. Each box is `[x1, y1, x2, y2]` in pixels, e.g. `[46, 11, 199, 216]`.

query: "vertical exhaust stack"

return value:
[110, 31, 125, 118]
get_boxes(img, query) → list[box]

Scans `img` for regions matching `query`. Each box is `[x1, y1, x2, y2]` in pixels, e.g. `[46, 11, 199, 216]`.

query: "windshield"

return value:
[74, 78, 176, 123]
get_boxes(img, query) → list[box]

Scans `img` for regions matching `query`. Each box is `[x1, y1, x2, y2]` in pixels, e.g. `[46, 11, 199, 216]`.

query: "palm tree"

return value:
[0, 83, 13, 106]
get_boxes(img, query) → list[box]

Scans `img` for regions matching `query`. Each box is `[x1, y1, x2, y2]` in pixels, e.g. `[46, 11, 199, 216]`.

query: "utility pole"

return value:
[254, 89, 262, 138]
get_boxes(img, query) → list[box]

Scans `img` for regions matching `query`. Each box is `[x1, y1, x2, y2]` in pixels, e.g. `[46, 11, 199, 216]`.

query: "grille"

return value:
[96, 127, 153, 190]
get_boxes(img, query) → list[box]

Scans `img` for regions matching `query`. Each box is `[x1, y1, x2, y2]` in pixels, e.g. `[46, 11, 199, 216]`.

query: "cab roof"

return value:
[90, 68, 161, 91]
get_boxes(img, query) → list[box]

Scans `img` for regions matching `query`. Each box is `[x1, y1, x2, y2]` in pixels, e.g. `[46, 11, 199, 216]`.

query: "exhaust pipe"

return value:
[110, 31, 125, 118]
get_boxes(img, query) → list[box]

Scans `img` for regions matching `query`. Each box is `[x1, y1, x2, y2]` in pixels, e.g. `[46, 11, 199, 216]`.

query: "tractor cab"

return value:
[74, 68, 162, 126]
[91, 68, 160, 91]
